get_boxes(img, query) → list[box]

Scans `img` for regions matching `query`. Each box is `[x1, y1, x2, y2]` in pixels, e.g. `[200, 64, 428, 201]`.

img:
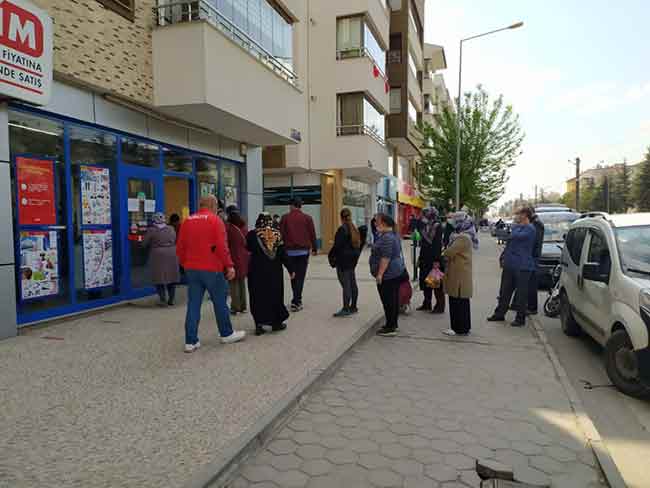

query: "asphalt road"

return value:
[536, 295, 650, 488]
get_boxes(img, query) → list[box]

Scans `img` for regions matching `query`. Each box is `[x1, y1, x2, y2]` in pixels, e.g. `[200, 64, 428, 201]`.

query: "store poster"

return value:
[19, 231, 59, 300]
[224, 186, 238, 207]
[80, 166, 111, 225]
[83, 230, 113, 289]
[16, 157, 56, 225]
[200, 181, 217, 198]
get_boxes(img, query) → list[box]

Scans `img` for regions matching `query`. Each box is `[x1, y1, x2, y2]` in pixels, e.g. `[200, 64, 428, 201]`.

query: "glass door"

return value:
[123, 171, 161, 292]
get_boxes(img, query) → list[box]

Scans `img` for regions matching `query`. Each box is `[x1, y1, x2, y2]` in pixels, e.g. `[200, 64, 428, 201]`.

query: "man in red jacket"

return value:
[176, 195, 246, 352]
[280, 197, 317, 312]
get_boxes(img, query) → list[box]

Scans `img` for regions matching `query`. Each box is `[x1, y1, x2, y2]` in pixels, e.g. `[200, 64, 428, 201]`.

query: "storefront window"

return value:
[69, 125, 119, 303]
[9, 110, 70, 314]
[196, 158, 219, 199]
[222, 164, 240, 207]
[343, 179, 371, 228]
[121, 138, 160, 167]
[163, 147, 193, 173]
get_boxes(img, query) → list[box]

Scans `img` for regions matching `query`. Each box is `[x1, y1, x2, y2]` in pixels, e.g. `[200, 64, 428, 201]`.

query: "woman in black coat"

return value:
[417, 207, 445, 313]
[328, 208, 364, 317]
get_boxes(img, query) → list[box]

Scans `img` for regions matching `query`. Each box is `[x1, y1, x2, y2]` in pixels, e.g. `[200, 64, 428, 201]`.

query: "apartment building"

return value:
[0, 0, 305, 337]
[422, 43, 451, 129]
[566, 162, 641, 194]
[263, 0, 431, 246]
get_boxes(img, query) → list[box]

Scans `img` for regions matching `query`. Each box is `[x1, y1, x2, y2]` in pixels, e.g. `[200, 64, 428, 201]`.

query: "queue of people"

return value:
[142, 194, 488, 352]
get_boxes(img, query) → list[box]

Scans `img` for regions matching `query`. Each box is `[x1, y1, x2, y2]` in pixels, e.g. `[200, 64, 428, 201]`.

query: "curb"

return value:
[184, 312, 385, 488]
[530, 317, 627, 488]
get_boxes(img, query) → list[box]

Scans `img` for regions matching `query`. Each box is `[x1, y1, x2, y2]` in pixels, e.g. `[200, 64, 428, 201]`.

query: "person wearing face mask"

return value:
[488, 207, 537, 327]
[443, 212, 456, 248]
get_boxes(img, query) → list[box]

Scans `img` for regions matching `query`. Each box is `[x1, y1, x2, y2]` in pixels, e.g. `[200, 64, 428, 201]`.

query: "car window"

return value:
[566, 228, 587, 264]
[588, 231, 611, 274]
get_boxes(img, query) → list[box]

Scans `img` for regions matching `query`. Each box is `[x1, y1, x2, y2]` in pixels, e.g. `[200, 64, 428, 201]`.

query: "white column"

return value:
[245, 146, 264, 227]
[0, 103, 17, 339]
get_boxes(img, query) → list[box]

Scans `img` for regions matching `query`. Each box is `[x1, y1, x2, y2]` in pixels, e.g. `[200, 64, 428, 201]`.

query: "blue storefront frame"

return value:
[9, 103, 244, 326]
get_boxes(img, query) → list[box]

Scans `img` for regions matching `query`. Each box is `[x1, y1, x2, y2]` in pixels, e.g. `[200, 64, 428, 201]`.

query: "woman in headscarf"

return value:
[143, 212, 180, 306]
[417, 207, 445, 313]
[226, 206, 250, 315]
[246, 213, 295, 336]
[441, 212, 479, 336]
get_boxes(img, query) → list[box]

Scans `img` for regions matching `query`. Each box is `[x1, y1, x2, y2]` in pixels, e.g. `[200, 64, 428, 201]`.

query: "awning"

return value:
[398, 192, 426, 208]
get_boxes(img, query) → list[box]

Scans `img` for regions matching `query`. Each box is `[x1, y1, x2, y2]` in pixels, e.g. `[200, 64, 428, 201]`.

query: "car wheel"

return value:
[560, 292, 581, 336]
[605, 330, 650, 399]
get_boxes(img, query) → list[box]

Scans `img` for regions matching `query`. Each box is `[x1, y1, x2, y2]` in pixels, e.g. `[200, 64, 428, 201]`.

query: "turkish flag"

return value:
[373, 64, 380, 78]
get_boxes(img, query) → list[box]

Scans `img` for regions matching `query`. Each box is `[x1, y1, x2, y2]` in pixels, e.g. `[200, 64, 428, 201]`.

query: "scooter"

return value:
[543, 264, 563, 318]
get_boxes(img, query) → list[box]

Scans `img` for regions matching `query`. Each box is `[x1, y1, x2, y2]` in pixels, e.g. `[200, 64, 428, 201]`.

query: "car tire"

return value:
[605, 330, 650, 399]
[560, 292, 581, 336]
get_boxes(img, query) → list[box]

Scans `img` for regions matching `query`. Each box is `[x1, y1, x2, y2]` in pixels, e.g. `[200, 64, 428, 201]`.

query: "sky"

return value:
[424, 0, 650, 206]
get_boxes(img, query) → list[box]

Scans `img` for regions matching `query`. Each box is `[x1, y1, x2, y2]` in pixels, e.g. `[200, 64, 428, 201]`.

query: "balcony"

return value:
[332, 125, 390, 182]
[152, 0, 304, 147]
[408, 12, 423, 69]
[408, 67, 423, 112]
[423, 71, 433, 96]
[336, 48, 389, 114]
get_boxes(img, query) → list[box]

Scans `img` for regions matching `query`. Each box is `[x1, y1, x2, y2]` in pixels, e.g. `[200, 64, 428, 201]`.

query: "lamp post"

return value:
[455, 21, 524, 211]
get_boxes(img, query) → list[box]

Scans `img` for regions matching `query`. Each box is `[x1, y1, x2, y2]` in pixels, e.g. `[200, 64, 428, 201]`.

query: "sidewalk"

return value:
[0, 251, 384, 488]
[225, 239, 606, 488]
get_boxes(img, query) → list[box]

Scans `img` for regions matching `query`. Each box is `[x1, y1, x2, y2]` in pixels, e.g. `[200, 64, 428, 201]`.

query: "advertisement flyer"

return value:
[19, 231, 59, 300]
[80, 166, 111, 225]
[83, 230, 113, 289]
[16, 157, 56, 225]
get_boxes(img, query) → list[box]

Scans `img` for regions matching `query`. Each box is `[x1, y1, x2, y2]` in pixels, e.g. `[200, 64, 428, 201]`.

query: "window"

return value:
[337, 93, 385, 142]
[409, 5, 420, 37]
[566, 228, 587, 265]
[408, 98, 418, 124]
[337, 17, 386, 71]
[390, 88, 401, 114]
[588, 231, 611, 274]
[121, 139, 160, 168]
[408, 49, 418, 78]
[163, 148, 193, 173]
[96, 0, 135, 21]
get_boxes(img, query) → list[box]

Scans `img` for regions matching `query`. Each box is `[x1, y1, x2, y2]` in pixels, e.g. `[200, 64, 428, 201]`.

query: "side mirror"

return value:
[583, 262, 609, 283]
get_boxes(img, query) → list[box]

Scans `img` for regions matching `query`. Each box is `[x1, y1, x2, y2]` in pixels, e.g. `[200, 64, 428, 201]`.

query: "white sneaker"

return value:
[221, 330, 246, 344]
[442, 329, 456, 336]
[184, 341, 201, 353]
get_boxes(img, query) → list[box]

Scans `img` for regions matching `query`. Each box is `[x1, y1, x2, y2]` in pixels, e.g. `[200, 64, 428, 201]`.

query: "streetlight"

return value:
[455, 21, 524, 211]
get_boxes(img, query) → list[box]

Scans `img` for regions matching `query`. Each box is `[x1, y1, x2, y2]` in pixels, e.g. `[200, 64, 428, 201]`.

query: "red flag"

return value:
[373, 64, 380, 78]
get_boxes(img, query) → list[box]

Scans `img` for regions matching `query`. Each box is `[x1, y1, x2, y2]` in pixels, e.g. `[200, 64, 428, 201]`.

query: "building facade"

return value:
[0, 0, 305, 337]
[566, 162, 641, 194]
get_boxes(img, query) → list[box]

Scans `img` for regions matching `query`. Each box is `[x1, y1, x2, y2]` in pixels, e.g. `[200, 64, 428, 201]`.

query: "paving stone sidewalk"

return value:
[225, 240, 607, 488]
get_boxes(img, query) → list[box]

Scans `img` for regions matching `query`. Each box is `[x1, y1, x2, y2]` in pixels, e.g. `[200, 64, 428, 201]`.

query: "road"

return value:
[536, 294, 650, 488]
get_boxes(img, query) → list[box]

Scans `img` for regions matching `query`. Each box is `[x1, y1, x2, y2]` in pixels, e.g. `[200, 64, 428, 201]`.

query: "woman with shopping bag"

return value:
[417, 207, 445, 314]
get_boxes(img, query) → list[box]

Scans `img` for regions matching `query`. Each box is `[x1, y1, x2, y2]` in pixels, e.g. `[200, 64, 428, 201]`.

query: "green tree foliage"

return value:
[420, 86, 524, 212]
[581, 179, 597, 212]
[612, 160, 633, 213]
[634, 148, 650, 211]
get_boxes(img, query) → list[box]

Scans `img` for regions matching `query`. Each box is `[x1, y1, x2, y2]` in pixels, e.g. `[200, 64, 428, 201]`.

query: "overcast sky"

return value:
[425, 0, 650, 205]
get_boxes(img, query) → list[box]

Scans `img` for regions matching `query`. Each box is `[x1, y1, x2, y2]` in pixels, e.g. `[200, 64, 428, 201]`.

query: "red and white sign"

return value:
[0, 0, 52, 105]
[17, 156, 56, 225]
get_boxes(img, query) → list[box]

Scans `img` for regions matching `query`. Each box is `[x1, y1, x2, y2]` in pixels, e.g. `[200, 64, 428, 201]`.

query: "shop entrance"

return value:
[122, 168, 161, 293]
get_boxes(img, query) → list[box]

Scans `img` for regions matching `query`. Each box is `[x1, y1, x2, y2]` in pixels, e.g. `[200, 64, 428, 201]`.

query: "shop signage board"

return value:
[0, 0, 53, 105]
[80, 166, 111, 225]
[16, 156, 56, 225]
[19, 230, 59, 300]
[82, 229, 113, 289]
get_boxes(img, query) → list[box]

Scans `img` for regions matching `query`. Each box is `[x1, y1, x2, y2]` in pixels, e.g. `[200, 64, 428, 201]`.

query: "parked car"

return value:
[535, 204, 574, 213]
[559, 212, 650, 398]
[536, 211, 581, 288]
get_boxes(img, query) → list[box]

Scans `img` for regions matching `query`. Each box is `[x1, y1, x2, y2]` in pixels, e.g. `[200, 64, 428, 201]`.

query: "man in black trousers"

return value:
[527, 212, 545, 314]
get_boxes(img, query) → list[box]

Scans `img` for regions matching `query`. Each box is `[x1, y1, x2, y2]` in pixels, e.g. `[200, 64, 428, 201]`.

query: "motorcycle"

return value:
[543, 264, 563, 318]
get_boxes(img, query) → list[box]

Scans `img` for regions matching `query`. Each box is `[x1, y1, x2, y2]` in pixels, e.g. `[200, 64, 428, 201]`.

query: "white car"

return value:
[560, 212, 650, 398]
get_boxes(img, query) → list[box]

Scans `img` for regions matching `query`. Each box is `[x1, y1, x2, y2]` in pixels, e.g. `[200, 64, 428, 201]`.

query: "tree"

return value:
[420, 85, 524, 213]
[634, 148, 650, 211]
[581, 179, 597, 211]
[612, 159, 633, 213]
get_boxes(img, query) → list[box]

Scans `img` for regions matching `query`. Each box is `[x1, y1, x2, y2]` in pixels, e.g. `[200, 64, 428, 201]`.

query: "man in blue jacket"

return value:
[488, 207, 537, 327]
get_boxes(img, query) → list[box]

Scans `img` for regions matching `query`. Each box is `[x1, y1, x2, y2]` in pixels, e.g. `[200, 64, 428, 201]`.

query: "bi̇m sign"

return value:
[0, 0, 52, 105]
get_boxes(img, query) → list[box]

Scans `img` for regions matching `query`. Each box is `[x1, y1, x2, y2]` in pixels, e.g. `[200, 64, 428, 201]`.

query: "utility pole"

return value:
[574, 157, 581, 212]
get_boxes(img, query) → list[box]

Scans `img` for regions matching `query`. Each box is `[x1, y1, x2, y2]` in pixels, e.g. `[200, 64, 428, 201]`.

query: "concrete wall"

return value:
[33, 0, 155, 104]
[0, 104, 17, 339]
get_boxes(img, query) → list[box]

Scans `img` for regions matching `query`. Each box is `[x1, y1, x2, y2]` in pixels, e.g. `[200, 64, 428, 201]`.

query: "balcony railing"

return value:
[154, 0, 299, 87]
[336, 47, 387, 80]
[337, 124, 386, 147]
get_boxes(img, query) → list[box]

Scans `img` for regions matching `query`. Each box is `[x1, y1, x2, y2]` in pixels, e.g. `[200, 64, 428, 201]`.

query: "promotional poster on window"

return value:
[19, 230, 59, 300]
[16, 157, 56, 226]
[80, 165, 111, 225]
[82, 230, 113, 290]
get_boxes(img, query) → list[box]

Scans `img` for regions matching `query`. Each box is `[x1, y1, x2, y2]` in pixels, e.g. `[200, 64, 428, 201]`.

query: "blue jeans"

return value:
[184, 269, 234, 345]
